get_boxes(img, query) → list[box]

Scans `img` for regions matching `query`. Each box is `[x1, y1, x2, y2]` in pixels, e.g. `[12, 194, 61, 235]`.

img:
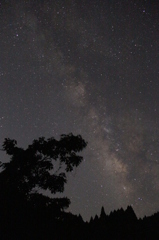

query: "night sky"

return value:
[1, 0, 159, 221]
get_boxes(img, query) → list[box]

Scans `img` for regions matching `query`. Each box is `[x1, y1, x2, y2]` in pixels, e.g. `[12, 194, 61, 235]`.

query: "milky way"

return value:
[1, 1, 159, 220]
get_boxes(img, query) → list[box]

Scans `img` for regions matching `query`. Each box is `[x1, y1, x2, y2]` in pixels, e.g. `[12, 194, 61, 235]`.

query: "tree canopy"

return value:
[0, 133, 87, 212]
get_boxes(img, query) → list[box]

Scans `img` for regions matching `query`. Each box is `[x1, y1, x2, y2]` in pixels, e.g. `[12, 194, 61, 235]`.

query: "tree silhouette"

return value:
[0, 134, 87, 213]
[100, 206, 107, 220]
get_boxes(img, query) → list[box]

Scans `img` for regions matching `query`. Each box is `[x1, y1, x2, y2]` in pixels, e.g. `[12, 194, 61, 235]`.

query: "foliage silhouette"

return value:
[2, 135, 159, 239]
[0, 133, 87, 213]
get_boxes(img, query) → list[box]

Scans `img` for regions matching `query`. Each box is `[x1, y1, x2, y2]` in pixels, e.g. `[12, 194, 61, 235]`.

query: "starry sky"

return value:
[1, 0, 159, 221]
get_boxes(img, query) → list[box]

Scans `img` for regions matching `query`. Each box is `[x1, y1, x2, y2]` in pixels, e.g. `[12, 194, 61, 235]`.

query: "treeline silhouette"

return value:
[87, 205, 159, 240]
[0, 135, 159, 239]
[1, 203, 159, 239]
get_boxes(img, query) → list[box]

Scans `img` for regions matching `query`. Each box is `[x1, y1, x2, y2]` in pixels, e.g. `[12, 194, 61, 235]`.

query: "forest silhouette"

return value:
[0, 134, 159, 239]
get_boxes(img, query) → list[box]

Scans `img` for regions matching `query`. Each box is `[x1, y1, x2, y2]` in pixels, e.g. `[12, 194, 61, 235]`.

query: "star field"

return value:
[0, 0, 159, 221]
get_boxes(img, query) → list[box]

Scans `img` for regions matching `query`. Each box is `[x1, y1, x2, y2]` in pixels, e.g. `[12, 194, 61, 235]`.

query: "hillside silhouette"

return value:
[1, 203, 159, 239]
[0, 135, 159, 239]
